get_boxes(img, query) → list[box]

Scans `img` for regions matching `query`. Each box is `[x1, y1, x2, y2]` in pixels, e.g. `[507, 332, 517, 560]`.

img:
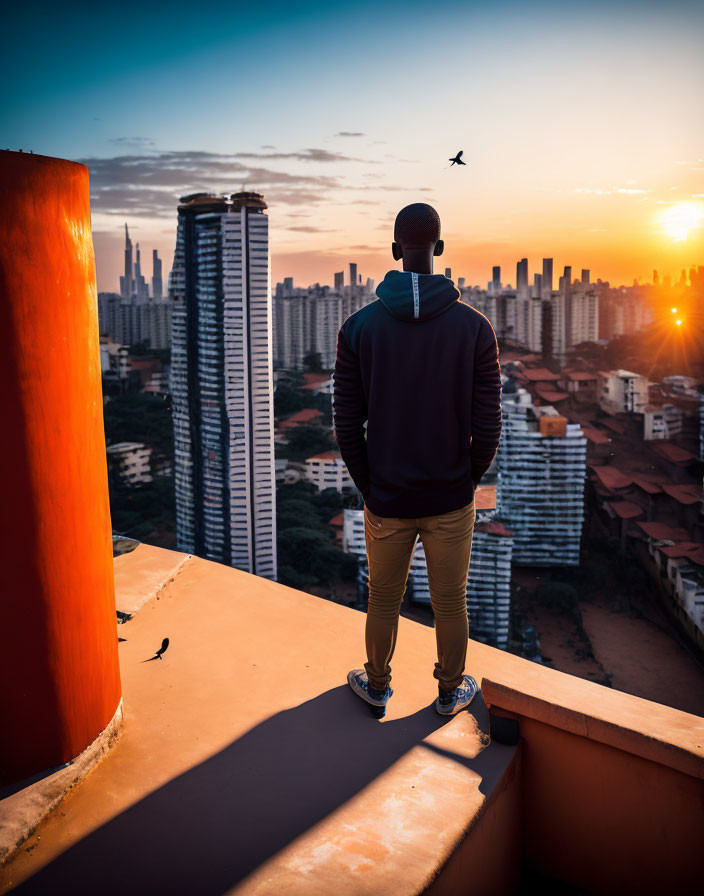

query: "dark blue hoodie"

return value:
[333, 270, 502, 518]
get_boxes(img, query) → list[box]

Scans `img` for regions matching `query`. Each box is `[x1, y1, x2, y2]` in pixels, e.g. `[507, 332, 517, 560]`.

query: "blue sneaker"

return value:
[347, 669, 393, 717]
[435, 674, 479, 716]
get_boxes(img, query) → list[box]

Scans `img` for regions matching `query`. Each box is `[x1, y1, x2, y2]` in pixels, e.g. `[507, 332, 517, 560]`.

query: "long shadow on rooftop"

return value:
[13, 687, 502, 895]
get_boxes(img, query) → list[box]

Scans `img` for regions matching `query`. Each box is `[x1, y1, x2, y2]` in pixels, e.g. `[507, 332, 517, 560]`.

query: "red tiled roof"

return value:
[588, 465, 632, 490]
[534, 385, 569, 402]
[306, 451, 341, 462]
[474, 484, 497, 510]
[651, 442, 699, 464]
[565, 371, 598, 381]
[635, 522, 691, 542]
[686, 546, 704, 567]
[659, 542, 701, 558]
[582, 427, 612, 445]
[303, 373, 330, 384]
[285, 408, 323, 422]
[608, 500, 644, 520]
[661, 483, 703, 505]
[630, 474, 663, 495]
[601, 418, 627, 435]
[522, 367, 560, 382]
[476, 520, 514, 537]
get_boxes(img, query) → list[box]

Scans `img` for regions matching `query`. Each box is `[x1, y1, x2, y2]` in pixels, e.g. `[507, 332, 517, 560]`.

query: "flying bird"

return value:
[448, 150, 466, 166]
[153, 638, 169, 661]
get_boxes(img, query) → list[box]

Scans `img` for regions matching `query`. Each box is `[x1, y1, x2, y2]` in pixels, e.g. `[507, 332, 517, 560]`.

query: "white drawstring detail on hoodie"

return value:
[411, 272, 420, 319]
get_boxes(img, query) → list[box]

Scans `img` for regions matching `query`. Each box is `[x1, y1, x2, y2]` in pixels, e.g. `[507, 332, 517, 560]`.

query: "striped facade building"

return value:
[169, 192, 277, 579]
[497, 382, 587, 565]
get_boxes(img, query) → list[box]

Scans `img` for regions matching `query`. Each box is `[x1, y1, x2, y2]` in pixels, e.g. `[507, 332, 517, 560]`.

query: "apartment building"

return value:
[497, 382, 587, 565]
[169, 192, 277, 578]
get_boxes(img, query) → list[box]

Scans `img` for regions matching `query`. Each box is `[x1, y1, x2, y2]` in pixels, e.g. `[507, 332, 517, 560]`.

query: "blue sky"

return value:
[4, 0, 704, 289]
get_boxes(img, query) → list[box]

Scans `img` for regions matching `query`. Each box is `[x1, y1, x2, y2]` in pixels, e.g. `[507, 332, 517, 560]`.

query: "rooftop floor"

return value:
[1, 546, 515, 895]
[3, 544, 703, 894]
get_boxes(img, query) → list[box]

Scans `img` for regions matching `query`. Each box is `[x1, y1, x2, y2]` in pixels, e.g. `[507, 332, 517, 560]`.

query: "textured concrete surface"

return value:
[113, 543, 193, 617]
[0, 703, 123, 865]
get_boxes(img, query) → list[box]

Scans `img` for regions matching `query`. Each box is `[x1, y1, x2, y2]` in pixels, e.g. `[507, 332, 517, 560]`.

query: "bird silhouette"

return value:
[448, 150, 466, 166]
[153, 638, 169, 660]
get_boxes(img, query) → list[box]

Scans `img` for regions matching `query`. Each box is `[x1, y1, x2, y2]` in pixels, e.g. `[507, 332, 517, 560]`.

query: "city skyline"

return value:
[5, 0, 704, 292]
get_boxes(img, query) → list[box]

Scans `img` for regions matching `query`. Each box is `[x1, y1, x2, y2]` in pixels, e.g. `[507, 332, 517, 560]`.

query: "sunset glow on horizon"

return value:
[5, 0, 703, 291]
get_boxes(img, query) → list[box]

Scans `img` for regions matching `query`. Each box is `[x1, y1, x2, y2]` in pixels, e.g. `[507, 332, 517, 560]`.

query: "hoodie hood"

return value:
[376, 270, 461, 322]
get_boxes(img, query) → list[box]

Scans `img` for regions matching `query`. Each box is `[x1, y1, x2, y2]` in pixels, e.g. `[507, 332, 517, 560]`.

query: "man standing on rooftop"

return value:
[333, 203, 502, 717]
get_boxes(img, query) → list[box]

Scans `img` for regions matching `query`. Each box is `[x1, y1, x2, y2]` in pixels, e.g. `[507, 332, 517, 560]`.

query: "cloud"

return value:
[235, 147, 373, 163]
[80, 149, 348, 218]
[335, 131, 365, 137]
[285, 225, 338, 233]
[574, 186, 650, 196]
[109, 137, 156, 147]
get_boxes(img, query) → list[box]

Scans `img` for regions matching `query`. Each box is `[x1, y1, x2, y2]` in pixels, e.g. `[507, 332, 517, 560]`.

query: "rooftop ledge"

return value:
[2, 544, 703, 894]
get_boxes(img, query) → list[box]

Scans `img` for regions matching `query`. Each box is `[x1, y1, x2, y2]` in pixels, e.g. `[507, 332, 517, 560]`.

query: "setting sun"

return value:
[659, 202, 704, 241]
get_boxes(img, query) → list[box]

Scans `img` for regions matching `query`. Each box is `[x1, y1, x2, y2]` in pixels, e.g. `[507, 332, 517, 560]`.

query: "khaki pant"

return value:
[363, 498, 476, 692]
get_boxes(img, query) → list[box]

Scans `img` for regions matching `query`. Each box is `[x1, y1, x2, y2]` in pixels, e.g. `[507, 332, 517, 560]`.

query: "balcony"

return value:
[1, 542, 703, 895]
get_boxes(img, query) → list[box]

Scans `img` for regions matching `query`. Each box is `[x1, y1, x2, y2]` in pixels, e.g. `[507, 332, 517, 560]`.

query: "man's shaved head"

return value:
[394, 203, 441, 248]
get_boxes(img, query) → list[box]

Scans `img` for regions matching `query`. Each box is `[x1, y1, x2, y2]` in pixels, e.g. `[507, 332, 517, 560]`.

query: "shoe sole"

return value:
[347, 670, 389, 708]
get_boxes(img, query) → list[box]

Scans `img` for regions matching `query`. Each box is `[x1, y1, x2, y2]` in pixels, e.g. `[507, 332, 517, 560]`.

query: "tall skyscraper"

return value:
[491, 266, 501, 294]
[563, 266, 572, 290]
[334, 271, 344, 291]
[541, 258, 553, 300]
[445, 267, 452, 279]
[120, 224, 133, 298]
[134, 243, 148, 298]
[349, 263, 357, 293]
[516, 258, 529, 299]
[152, 249, 163, 298]
[169, 192, 277, 579]
[581, 269, 590, 285]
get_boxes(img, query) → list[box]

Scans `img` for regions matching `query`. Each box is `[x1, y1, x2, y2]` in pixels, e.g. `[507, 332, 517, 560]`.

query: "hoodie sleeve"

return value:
[333, 324, 370, 495]
[471, 318, 502, 484]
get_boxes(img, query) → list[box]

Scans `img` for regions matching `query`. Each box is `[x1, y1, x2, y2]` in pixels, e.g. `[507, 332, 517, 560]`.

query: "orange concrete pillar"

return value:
[0, 151, 122, 786]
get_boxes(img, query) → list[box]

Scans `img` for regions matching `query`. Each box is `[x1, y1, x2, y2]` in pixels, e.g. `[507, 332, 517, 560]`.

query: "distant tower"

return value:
[169, 191, 277, 579]
[516, 258, 529, 299]
[349, 263, 358, 294]
[334, 271, 344, 291]
[134, 243, 142, 297]
[542, 258, 553, 299]
[283, 277, 294, 296]
[533, 273, 542, 298]
[581, 269, 590, 285]
[491, 266, 501, 294]
[445, 267, 452, 279]
[120, 224, 133, 297]
[563, 266, 572, 291]
[152, 249, 163, 299]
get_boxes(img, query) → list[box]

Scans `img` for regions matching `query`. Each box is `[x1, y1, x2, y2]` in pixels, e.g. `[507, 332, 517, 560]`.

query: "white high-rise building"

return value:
[497, 382, 587, 565]
[169, 192, 277, 579]
[273, 286, 370, 371]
